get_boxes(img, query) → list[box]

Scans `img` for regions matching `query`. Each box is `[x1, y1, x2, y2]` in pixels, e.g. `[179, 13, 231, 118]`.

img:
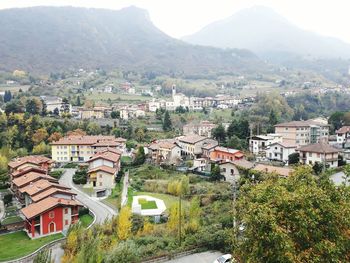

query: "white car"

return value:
[213, 254, 232, 263]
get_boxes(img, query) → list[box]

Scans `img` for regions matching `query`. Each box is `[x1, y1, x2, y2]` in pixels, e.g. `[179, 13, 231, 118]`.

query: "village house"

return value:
[40, 96, 72, 116]
[336, 126, 350, 146]
[249, 134, 283, 154]
[8, 155, 54, 174]
[19, 179, 73, 206]
[219, 159, 254, 182]
[51, 135, 126, 162]
[86, 148, 121, 192]
[176, 135, 218, 158]
[210, 146, 244, 162]
[182, 121, 217, 137]
[21, 197, 81, 239]
[148, 141, 181, 165]
[265, 141, 297, 164]
[11, 173, 58, 202]
[78, 106, 111, 119]
[274, 120, 329, 147]
[297, 143, 339, 168]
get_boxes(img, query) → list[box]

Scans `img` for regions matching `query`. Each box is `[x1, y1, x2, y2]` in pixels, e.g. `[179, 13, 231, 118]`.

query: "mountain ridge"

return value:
[0, 6, 263, 75]
[183, 6, 350, 61]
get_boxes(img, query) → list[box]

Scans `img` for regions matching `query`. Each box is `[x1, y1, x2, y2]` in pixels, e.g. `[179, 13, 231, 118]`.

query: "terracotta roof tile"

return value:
[178, 135, 208, 144]
[21, 197, 81, 219]
[12, 172, 57, 188]
[297, 143, 339, 154]
[8, 155, 53, 169]
[87, 149, 121, 163]
[31, 188, 75, 203]
[88, 165, 117, 175]
[11, 167, 47, 178]
[336, 126, 350, 134]
[50, 135, 124, 146]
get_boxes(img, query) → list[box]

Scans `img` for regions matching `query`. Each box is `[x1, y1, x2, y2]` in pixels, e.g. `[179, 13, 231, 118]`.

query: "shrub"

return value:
[73, 168, 88, 184]
[78, 207, 89, 217]
[49, 169, 64, 179]
[3, 193, 13, 206]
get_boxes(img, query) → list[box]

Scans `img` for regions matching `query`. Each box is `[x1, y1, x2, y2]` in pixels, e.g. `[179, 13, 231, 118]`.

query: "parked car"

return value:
[213, 254, 232, 263]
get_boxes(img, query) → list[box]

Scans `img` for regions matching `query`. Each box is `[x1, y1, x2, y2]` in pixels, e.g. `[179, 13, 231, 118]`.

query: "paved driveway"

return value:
[331, 171, 349, 186]
[164, 251, 222, 263]
[59, 169, 117, 223]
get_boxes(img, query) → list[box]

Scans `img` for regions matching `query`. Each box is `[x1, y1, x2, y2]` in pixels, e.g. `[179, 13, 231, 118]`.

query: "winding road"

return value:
[48, 169, 117, 263]
[59, 169, 117, 223]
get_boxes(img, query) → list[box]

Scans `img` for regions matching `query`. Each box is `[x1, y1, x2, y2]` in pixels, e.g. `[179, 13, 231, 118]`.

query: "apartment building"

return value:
[249, 134, 283, 154]
[210, 147, 244, 162]
[51, 135, 126, 162]
[275, 120, 329, 146]
[182, 121, 216, 137]
[148, 141, 181, 165]
[176, 135, 218, 158]
[265, 142, 297, 164]
[297, 143, 339, 168]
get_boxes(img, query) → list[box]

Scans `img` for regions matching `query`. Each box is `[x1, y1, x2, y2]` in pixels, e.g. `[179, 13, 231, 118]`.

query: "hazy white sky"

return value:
[1, 0, 350, 43]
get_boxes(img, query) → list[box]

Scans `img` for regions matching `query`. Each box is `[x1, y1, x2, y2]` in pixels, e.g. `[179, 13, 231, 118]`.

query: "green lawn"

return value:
[1, 216, 23, 225]
[133, 192, 189, 211]
[79, 214, 94, 228]
[138, 198, 158, 209]
[0, 231, 63, 261]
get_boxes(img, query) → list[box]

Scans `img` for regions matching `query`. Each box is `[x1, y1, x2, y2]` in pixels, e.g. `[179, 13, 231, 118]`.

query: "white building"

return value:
[336, 126, 350, 145]
[41, 96, 72, 115]
[249, 134, 283, 155]
[265, 142, 297, 164]
[297, 143, 339, 168]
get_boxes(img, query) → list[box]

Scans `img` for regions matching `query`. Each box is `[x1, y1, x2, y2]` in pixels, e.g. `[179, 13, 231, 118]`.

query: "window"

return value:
[223, 168, 226, 172]
[309, 152, 312, 157]
[99, 182, 103, 186]
[285, 128, 288, 130]
[49, 211, 55, 218]
[64, 208, 68, 214]
[230, 169, 234, 175]
[99, 174, 102, 178]
[65, 219, 69, 225]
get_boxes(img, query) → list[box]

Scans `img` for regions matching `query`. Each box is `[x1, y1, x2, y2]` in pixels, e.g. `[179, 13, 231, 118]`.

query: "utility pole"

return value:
[179, 193, 182, 246]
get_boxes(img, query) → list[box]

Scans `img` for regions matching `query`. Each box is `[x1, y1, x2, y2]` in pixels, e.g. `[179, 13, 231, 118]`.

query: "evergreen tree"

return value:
[212, 124, 226, 144]
[133, 146, 146, 165]
[162, 110, 172, 131]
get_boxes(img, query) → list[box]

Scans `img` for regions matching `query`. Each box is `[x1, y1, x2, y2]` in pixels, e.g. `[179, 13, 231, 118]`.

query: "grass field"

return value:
[1, 215, 23, 225]
[86, 91, 152, 102]
[133, 192, 189, 211]
[0, 231, 63, 261]
[79, 214, 94, 228]
[138, 198, 158, 210]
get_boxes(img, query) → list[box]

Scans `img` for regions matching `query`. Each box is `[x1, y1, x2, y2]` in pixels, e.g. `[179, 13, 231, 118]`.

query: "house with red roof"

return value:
[86, 148, 121, 191]
[8, 155, 53, 173]
[210, 146, 244, 162]
[21, 197, 82, 238]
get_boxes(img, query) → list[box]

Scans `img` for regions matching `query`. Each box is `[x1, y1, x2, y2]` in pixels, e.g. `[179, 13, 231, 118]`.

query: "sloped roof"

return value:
[50, 135, 120, 145]
[8, 155, 53, 169]
[31, 188, 75, 203]
[21, 197, 81, 219]
[88, 165, 117, 175]
[336, 126, 350, 134]
[297, 143, 339, 154]
[178, 134, 207, 144]
[11, 166, 47, 178]
[275, 120, 328, 127]
[253, 164, 293, 177]
[269, 141, 297, 148]
[214, 146, 241, 155]
[12, 172, 57, 188]
[19, 179, 69, 196]
[87, 148, 121, 163]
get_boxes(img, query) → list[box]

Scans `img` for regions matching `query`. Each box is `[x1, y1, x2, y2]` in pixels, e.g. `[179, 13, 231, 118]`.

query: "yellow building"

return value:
[51, 135, 126, 162]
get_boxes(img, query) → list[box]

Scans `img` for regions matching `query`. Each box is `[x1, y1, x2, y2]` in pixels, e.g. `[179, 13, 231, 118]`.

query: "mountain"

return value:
[0, 6, 262, 75]
[183, 6, 350, 62]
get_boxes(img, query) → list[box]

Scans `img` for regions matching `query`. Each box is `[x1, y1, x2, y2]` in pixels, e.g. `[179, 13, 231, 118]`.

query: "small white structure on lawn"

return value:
[132, 195, 166, 217]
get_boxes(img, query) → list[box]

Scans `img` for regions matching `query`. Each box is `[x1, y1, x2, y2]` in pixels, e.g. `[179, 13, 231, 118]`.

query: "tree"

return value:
[328, 111, 345, 132]
[133, 147, 145, 165]
[76, 96, 81, 106]
[162, 110, 172, 131]
[288, 152, 300, 165]
[105, 240, 139, 263]
[210, 164, 224, 181]
[25, 98, 42, 115]
[53, 107, 60, 116]
[3, 90, 12, 103]
[67, 129, 86, 136]
[111, 111, 120, 119]
[117, 207, 132, 241]
[235, 168, 350, 262]
[5, 101, 23, 115]
[61, 98, 70, 114]
[135, 128, 145, 142]
[167, 203, 180, 232]
[86, 122, 101, 135]
[312, 162, 324, 175]
[48, 132, 62, 142]
[212, 124, 226, 144]
[3, 193, 13, 206]
[187, 197, 201, 233]
[32, 128, 48, 145]
[32, 142, 50, 154]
